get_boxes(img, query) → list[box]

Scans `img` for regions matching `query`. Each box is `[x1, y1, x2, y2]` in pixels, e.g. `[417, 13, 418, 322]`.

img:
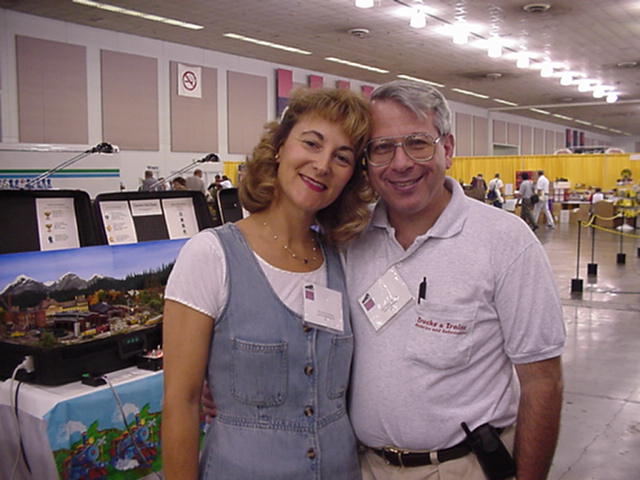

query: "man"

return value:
[219, 175, 234, 189]
[518, 172, 538, 231]
[345, 80, 565, 480]
[487, 173, 504, 208]
[139, 169, 160, 191]
[185, 168, 207, 195]
[533, 170, 555, 229]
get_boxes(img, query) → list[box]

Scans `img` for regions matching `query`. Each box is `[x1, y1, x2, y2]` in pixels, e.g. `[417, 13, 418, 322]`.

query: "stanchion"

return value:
[617, 226, 626, 264]
[571, 221, 584, 293]
[587, 215, 598, 277]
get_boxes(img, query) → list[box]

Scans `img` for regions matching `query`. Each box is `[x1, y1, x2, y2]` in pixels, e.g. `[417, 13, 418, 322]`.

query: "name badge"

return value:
[303, 284, 344, 333]
[358, 266, 412, 331]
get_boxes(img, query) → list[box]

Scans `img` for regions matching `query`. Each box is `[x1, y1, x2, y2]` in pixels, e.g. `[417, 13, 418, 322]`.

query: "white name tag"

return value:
[302, 284, 344, 333]
[358, 267, 412, 331]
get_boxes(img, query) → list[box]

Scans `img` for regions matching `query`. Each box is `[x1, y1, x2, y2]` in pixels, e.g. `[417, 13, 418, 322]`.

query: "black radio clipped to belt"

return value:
[461, 422, 516, 480]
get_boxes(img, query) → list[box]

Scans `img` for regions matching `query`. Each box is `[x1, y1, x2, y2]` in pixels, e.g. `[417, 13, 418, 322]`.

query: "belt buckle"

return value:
[385, 446, 405, 468]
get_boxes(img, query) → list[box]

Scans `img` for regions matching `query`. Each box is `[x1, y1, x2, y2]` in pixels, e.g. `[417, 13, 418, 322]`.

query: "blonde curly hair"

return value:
[239, 88, 374, 245]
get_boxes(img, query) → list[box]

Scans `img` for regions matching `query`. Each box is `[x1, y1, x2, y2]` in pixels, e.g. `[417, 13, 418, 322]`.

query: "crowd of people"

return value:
[161, 81, 565, 480]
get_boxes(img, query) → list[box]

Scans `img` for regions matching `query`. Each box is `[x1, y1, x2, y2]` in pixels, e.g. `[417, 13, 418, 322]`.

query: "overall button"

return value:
[307, 448, 316, 459]
[304, 406, 314, 416]
[304, 364, 314, 376]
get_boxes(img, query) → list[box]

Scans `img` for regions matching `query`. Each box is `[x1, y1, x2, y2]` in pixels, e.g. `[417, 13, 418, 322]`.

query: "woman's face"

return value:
[275, 114, 356, 215]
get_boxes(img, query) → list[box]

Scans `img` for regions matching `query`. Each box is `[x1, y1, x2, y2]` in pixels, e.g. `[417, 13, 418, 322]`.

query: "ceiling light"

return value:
[552, 113, 574, 120]
[592, 87, 606, 99]
[577, 80, 595, 92]
[452, 23, 469, 45]
[451, 88, 489, 99]
[325, 57, 389, 73]
[72, 0, 204, 29]
[574, 119, 592, 126]
[530, 108, 550, 115]
[593, 124, 609, 130]
[487, 36, 502, 58]
[493, 98, 518, 106]
[397, 74, 444, 88]
[410, 6, 427, 28]
[606, 92, 619, 103]
[540, 62, 553, 77]
[516, 53, 530, 68]
[224, 33, 311, 54]
[560, 72, 573, 86]
[355, 0, 374, 8]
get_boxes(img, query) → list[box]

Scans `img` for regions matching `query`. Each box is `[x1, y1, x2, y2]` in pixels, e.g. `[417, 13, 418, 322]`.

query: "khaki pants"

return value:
[360, 426, 515, 480]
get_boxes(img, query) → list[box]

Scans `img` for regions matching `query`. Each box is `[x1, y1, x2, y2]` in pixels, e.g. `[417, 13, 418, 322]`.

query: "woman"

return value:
[162, 88, 373, 479]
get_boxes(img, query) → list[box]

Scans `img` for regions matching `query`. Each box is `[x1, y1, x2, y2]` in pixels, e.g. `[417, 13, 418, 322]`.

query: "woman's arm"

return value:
[162, 299, 214, 480]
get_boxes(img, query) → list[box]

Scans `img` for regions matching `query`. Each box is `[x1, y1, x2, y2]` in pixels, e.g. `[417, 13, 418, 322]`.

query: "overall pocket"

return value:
[326, 334, 354, 399]
[407, 302, 478, 369]
[231, 338, 288, 406]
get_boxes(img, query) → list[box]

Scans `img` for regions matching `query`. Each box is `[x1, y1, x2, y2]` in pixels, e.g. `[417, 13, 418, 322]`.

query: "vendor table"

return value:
[0, 366, 163, 480]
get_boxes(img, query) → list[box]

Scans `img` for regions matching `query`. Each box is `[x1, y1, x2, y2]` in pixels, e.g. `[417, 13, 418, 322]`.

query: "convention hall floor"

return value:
[537, 220, 640, 480]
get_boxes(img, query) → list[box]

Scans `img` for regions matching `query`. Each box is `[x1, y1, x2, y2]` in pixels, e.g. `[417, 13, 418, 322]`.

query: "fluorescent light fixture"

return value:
[451, 88, 489, 99]
[608, 128, 623, 134]
[224, 33, 311, 55]
[593, 87, 606, 99]
[577, 80, 598, 92]
[355, 0, 374, 8]
[552, 113, 574, 121]
[560, 72, 573, 86]
[325, 57, 389, 73]
[593, 124, 609, 130]
[493, 98, 518, 106]
[574, 119, 592, 126]
[516, 53, 530, 68]
[410, 6, 427, 28]
[452, 23, 469, 45]
[606, 92, 619, 103]
[530, 108, 550, 115]
[540, 62, 554, 78]
[72, 0, 204, 29]
[397, 74, 444, 88]
[487, 36, 502, 58]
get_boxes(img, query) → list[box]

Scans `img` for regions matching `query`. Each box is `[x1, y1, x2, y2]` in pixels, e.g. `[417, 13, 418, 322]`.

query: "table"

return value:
[0, 367, 163, 480]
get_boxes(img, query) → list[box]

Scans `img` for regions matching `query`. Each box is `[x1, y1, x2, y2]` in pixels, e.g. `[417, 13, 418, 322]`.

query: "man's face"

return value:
[367, 99, 454, 222]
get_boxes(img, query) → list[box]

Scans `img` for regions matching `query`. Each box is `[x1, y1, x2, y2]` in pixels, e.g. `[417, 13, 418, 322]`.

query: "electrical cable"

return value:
[9, 359, 30, 480]
[14, 382, 32, 474]
[102, 375, 162, 479]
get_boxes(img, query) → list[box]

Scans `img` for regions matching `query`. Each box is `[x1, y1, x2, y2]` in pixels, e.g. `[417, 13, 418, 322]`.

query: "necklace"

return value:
[263, 221, 319, 265]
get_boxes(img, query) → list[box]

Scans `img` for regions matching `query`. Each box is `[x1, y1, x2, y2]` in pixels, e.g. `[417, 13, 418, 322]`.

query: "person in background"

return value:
[219, 175, 234, 189]
[139, 170, 160, 191]
[162, 87, 373, 480]
[185, 168, 207, 195]
[171, 176, 187, 191]
[467, 174, 486, 202]
[487, 172, 504, 208]
[590, 187, 604, 204]
[346, 80, 564, 480]
[533, 170, 555, 229]
[518, 171, 538, 231]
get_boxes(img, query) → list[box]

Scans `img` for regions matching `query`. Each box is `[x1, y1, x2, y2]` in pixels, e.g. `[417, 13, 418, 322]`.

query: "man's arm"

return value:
[513, 356, 563, 480]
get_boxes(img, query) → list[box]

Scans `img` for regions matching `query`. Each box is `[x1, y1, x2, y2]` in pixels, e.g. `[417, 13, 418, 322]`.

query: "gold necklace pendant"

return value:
[263, 221, 319, 265]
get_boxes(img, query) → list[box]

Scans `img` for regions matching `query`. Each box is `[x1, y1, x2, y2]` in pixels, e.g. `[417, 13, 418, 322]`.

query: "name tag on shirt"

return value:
[358, 267, 412, 331]
[303, 284, 344, 333]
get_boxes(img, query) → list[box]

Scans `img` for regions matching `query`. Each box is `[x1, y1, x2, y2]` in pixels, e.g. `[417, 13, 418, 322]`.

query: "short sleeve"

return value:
[164, 230, 227, 320]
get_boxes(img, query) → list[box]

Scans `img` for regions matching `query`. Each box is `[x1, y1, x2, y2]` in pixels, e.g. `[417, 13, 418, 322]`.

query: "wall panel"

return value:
[227, 71, 267, 154]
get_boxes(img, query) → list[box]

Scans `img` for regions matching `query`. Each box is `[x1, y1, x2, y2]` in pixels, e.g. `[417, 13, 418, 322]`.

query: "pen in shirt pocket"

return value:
[418, 277, 427, 304]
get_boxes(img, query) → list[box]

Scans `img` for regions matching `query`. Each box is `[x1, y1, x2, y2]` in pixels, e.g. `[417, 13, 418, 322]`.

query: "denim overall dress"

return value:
[199, 224, 360, 479]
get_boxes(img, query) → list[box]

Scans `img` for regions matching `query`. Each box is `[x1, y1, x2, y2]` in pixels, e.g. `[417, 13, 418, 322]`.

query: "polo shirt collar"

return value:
[369, 176, 469, 244]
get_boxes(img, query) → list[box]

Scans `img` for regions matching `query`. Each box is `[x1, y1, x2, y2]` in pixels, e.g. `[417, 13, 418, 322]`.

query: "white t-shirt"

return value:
[536, 174, 550, 200]
[164, 230, 326, 319]
[488, 177, 504, 202]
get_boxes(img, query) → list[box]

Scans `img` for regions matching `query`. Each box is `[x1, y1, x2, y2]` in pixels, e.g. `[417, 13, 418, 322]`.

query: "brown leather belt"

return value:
[370, 442, 470, 467]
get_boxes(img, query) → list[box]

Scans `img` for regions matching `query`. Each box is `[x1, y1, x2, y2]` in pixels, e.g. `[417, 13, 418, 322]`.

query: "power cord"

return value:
[9, 356, 34, 480]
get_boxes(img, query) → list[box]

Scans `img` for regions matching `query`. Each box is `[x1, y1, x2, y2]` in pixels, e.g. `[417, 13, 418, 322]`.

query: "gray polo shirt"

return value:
[345, 177, 565, 450]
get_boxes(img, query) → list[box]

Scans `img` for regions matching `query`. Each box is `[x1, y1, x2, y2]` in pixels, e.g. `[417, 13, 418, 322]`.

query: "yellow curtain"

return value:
[450, 153, 636, 190]
[223, 161, 245, 186]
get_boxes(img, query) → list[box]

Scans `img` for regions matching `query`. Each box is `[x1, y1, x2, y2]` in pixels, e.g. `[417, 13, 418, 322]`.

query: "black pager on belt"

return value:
[461, 422, 516, 480]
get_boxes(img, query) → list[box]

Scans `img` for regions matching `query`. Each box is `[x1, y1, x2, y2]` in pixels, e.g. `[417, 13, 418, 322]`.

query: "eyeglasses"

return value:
[365, 133, 442, 167]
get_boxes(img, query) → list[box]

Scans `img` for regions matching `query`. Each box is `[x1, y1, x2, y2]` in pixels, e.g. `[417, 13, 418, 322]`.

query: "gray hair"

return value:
[371, 80, 452, 136]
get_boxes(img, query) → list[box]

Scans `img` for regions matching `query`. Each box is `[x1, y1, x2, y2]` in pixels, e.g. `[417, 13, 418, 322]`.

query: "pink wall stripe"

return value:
[336, 80, 350, 90]
[276, 68, 293, 97]
[361, 85, 374, 98]
[308, 75, 323, 88]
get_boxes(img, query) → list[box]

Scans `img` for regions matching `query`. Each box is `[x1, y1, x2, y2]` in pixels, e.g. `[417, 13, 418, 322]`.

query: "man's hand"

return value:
[201, 380, 217, 422]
